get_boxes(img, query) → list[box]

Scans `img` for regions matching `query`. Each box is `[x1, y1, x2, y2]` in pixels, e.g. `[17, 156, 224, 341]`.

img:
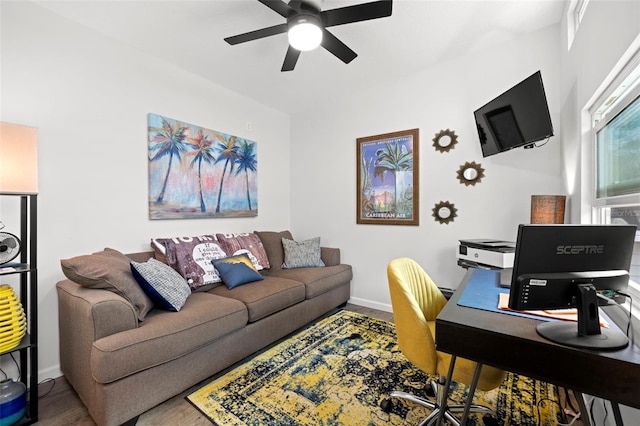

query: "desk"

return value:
[436, 269, 640, 412]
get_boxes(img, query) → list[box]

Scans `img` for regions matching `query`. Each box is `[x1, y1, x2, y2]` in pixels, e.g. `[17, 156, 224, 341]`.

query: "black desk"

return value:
[436, 269, 640, 413]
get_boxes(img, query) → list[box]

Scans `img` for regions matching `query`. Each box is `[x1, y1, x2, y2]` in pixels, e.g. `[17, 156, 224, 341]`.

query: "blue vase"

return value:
[0, 379, 25, 426]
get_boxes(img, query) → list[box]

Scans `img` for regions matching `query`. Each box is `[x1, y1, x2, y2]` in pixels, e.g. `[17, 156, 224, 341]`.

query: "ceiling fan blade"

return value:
[281, 46, 301, 72]
[321, 0, 393, 27]
[257, 0, 294, 18]
[224, 23, 288, 45]
[321, 29, 357, 64]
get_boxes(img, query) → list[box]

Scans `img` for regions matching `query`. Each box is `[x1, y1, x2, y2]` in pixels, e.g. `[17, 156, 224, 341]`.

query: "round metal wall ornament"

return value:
[432, 129, 458, 153]
[432, 201, 458, 224]
[456, 161, 485, 186]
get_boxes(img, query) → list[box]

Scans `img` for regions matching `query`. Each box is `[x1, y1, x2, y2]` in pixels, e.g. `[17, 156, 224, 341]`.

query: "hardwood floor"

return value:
[36, 304, 392, 426]
[37, 304, 583, 425]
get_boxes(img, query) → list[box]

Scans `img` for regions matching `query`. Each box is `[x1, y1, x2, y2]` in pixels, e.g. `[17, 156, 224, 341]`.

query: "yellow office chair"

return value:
[382, 258, 506, 425]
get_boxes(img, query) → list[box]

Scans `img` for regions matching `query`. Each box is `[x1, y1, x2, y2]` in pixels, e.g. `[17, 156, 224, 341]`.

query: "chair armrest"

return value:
[321, 247, 341, 267]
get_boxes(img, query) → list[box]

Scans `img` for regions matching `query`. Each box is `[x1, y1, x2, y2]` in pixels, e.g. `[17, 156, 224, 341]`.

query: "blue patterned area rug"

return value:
[187, 310, 560, 425]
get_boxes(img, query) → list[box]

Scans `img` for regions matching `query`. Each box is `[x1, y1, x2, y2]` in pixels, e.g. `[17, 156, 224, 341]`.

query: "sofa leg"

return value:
[121, 416, 139, 426]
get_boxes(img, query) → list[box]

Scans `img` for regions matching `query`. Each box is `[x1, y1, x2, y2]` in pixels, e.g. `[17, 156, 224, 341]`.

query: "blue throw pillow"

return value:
[131, 258, 191, 311]
[213, 254, 264, 289]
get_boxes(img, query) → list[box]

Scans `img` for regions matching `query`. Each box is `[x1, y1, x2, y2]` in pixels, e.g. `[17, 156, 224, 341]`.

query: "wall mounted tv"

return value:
[474, 71, 554, 157]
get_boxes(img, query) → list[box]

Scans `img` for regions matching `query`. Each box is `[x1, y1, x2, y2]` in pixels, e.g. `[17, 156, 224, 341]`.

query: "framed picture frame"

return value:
[147, 113, 258, 220]
[356, 128, 419, 226]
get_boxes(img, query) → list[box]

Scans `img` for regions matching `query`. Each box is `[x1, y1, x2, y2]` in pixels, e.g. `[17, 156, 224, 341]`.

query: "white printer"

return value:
[457, 239, 515, 269]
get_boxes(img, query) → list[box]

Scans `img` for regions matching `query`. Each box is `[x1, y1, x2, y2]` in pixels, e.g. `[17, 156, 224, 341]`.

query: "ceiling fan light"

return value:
[287, 16, 322, 51]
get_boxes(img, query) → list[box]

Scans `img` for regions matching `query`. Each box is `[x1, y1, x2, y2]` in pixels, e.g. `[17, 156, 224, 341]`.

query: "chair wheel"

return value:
[380, 398, 393, 413]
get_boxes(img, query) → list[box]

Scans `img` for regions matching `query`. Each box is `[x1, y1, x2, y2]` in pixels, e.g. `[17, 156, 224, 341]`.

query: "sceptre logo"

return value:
[556, 245, 604, 255]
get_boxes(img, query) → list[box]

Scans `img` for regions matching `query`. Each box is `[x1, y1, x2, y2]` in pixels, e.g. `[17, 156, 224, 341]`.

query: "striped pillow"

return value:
[131, 258, 191, 311]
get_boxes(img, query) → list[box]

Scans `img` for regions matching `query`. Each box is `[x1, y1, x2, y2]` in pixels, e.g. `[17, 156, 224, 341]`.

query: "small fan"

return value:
[0, 232, 21, 265]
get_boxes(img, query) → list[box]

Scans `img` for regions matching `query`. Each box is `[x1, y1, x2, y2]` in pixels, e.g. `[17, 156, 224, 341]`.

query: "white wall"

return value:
[290, 25, 564, 311]
[558, 1, 640, 424]
[559, 0, 640, 222]
[1, 2, 291, 379]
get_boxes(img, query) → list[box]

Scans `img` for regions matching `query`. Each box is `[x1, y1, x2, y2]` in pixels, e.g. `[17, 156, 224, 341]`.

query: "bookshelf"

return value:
[0, 192, 38, 425]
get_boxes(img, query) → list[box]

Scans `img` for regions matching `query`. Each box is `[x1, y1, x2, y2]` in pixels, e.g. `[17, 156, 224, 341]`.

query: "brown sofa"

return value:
[56, 231, 352, 426]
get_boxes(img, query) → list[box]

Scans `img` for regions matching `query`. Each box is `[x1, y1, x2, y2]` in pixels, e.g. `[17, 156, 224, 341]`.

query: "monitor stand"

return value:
[536, 283, 629, 350]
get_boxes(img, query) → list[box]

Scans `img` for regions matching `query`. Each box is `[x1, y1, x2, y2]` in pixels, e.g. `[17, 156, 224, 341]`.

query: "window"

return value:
[595, 94, 640, 202]
[567, 0, 590, 50]
[591, 52, 640, 309]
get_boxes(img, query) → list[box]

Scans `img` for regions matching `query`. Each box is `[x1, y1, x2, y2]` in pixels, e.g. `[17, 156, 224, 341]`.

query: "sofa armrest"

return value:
[57, 279, 139, 341]
[57, 279, 140, 401]
[320, 247, 341, 266]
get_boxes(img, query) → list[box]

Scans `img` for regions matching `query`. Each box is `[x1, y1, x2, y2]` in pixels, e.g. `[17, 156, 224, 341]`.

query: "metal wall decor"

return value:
[456, 161, 485, 186]
[432, 129, 458, 153]
[432, 201, 457, 224]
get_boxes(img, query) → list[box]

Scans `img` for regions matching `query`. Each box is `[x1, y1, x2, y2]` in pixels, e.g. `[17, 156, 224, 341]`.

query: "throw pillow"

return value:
[216, 233, 270, 270]
[152, 235, 227, 291]
[60, 248, 153, 321]
[212, 254, 264, 289]
[254, 230, 294, 272]
[130, 258, 191, 312]
[282, 237, 325, 269]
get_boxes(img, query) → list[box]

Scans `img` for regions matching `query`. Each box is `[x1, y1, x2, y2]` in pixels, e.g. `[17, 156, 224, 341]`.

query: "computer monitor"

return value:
[508, 224, 637, 350]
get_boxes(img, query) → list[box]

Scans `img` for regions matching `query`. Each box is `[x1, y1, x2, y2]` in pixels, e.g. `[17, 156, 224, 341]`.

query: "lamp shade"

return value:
[0, 122, 38, 194]
[287, 14, 323, 51]
[531, 195, 566, 224]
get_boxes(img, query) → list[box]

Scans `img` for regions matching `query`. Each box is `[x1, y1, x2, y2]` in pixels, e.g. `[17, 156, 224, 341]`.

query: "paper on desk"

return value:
[498, 293, 608, 328]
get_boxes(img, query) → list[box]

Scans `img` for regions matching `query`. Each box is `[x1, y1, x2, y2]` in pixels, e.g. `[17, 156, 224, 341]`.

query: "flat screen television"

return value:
[508, 224, 637, 350]
[474, 71, 554, 157]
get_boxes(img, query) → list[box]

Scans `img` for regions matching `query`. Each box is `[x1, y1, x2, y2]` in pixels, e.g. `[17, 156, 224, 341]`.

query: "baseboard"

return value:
[348, 297, 392, 313]
[39, 364, 63, 382]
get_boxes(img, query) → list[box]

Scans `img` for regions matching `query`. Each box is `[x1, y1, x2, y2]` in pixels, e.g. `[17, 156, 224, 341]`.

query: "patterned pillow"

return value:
[60, 248, 153, 321]
[215, 233, 270, 270]
[152, 235, 227, 291]
[213, 254, 264, 289]
[130, 258, 191, 312]
[282, 237, 325, 269]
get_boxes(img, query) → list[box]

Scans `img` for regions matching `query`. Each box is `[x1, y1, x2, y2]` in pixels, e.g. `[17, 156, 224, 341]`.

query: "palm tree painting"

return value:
[235, 139, 258, 211]
[356, 129, 419, 226]
[148, 113, 258, 219]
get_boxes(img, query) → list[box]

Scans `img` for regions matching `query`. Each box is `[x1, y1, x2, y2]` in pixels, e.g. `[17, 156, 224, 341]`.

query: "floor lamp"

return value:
[0, 122, 38, 425]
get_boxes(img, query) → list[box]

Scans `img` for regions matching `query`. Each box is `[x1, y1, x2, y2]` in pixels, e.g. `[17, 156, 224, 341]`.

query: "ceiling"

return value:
[35, 0, 567, 115]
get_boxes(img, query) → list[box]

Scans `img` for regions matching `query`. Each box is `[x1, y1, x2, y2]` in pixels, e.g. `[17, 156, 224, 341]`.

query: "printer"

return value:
[457, 239, 515, 269]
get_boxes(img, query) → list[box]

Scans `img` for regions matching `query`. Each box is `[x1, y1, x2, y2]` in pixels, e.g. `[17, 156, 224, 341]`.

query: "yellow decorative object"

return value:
[0, 286, 26, 353]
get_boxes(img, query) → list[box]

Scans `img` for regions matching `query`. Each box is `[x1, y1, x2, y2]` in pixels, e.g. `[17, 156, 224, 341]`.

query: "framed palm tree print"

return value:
[148, 113, 258, 219]
[356, 128, 419, 226]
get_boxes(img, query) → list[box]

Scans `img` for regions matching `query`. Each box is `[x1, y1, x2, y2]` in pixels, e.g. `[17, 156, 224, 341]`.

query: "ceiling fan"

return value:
[224, 0, 393, 72]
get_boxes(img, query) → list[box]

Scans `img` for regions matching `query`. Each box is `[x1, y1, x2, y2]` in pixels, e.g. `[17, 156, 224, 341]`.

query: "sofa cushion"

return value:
[213, 254, 264, 289]
[215, 233, 270, 270]
[152, 235, 227, 291]
[60, 248, 153, 321]
[209, 276, 305, 322]
[282, 237, 325, 269]
[268, 264, 353, 299]
[130, 258, 191, 311]
[90, 292, 248, 384]
[254, 230, 293, 271]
